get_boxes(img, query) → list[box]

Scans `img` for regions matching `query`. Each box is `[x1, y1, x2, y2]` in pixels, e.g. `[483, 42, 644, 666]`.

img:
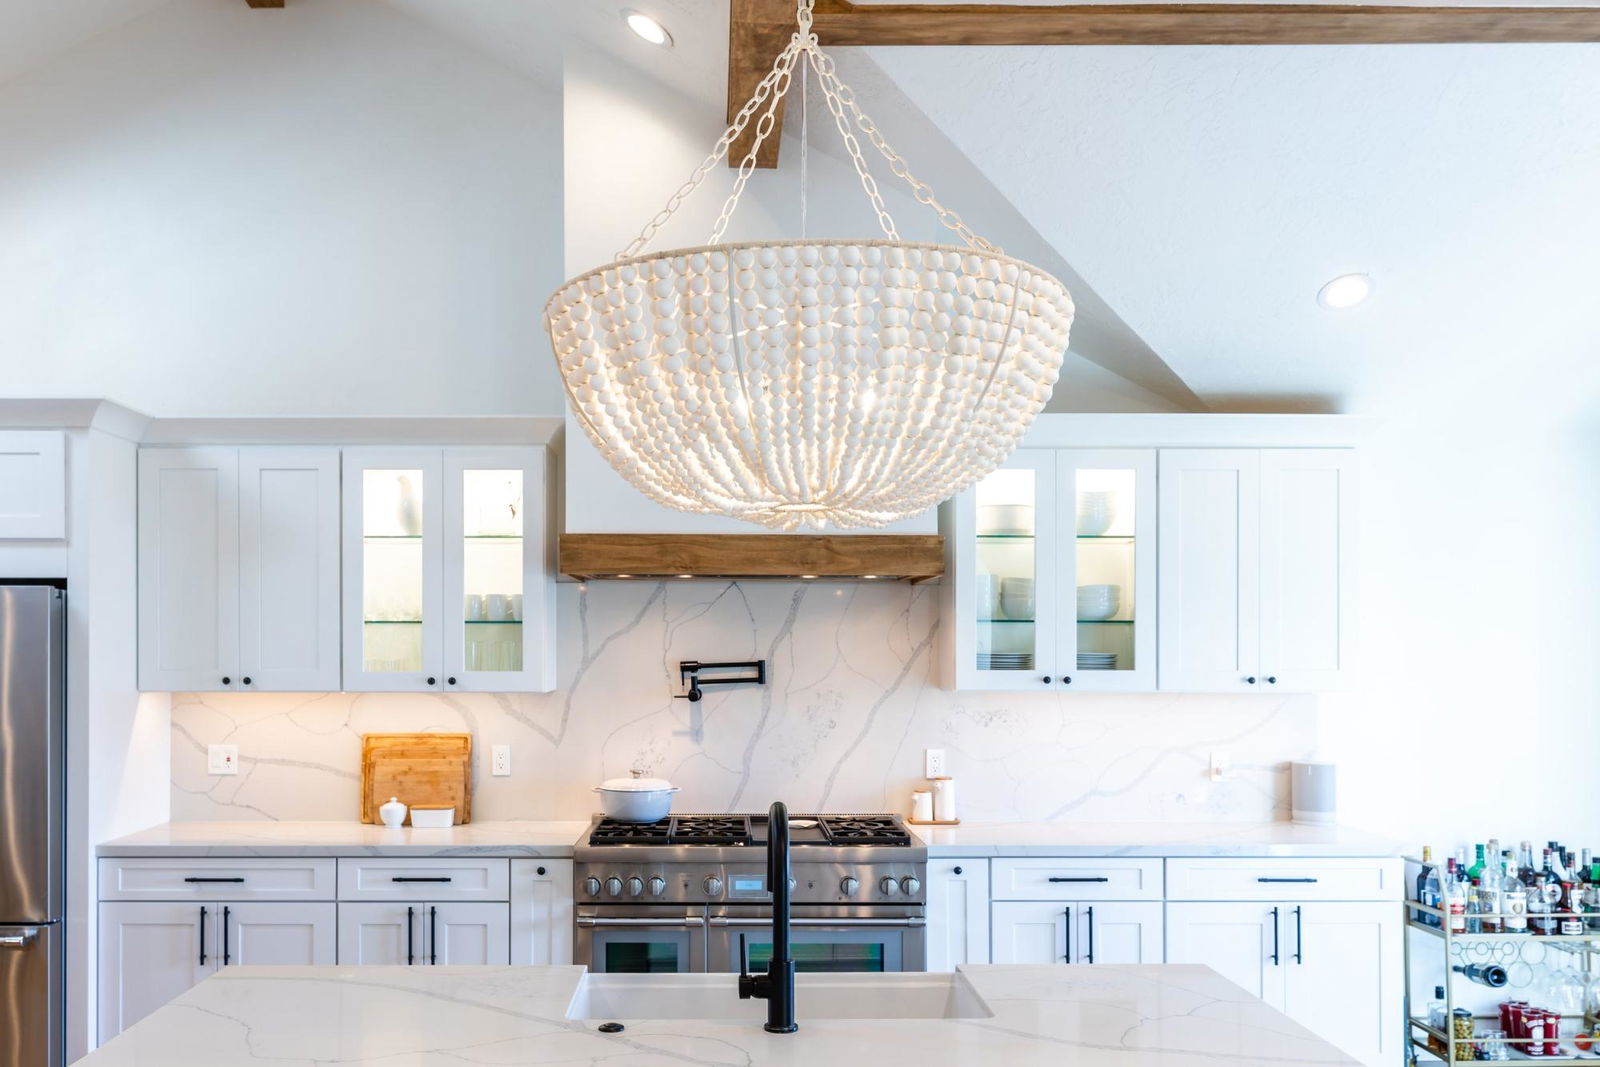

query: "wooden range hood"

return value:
[560, 533, 944, 582]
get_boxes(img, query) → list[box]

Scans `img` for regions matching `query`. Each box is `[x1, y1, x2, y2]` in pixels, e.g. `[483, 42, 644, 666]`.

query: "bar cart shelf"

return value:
[1405, 862, 1600, 1063]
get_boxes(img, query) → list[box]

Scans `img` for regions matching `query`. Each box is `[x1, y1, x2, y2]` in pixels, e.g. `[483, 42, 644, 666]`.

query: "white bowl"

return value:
[409, 807, 455, 829]
[978, 504, 1034, 537]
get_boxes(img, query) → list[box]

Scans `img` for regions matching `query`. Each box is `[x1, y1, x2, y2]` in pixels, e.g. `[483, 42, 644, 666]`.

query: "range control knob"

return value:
[900, 876, 922, 896]
[584, 876, 602, 897]
[648, 876, 667, 897]
[604, 877, 623, 898]
[839, 876, 860, 895]
[879, 876, 900, 897]
[703, 875, 724, 897]
[626, 876, 644, 898]
[789, 878, 798, 892]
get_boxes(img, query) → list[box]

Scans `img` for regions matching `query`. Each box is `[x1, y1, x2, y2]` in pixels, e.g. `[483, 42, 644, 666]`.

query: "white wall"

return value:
[0, 0, 563, 417]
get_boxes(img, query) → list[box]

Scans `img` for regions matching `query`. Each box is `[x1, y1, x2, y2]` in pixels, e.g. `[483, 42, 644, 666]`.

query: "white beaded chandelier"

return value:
[543, 0, 1073, 530]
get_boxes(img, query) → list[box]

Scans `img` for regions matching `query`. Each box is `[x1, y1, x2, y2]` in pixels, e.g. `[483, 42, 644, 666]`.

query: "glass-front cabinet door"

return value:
[947, 450, 1060, 691]
[342, 450, 444, 692]
[443, 449, 553, 692]
[945, 448, 1154, 691]
[1057, 450, 1156, 691]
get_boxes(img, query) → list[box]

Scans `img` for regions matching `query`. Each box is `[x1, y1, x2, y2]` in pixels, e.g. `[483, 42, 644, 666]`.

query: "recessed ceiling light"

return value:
[1318, 273, 1373, 310]
[623, 9, 672, 47]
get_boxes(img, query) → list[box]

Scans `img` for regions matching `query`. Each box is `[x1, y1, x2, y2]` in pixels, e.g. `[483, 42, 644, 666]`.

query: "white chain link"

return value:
[619, 0, 995, 259]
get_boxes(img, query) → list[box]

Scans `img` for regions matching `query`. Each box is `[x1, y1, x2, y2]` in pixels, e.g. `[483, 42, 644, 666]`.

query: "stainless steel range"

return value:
[574, 813, 927, 974]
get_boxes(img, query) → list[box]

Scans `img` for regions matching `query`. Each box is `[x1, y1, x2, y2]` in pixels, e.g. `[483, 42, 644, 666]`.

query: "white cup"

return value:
[910, 790, 933, 822]
[485, 593, 509, 621]
[510, 593, 524, 621]
[464, 594, 485, 621]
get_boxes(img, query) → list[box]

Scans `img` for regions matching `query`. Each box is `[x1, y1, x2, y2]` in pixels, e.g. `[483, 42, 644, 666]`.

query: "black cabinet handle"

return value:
[222, 906, 231, 966]
[1244, 676, 1256, 685]
[953, 866, 963, 876]
[221, 677, 232, 686]
[447, 677, 457, 686]
[392, 876, 453, 883]
[1270, 906, 1280, 965]
[536, 866, 547, 876]
[185, 877, 245, 883]
[407, 906, 414, 966]
[1086, 905, 1095, 964]
[1049, 876, 1109, 883]
[199, 906, 207, 967]
[1063, 906, 1071, 963]
[1042, 676, 1052, 684]
[426, 677, 437, 686]
[1293, 906, 1304, 964]
[1257, 877, 1318, 884]
[242, 677, 252, 686]
[430, 906, 438, 965]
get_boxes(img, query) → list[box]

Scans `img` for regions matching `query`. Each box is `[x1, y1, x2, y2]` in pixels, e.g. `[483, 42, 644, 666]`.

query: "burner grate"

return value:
[668, 814, 753, 846]
[588, 818, 672, 846]
[818, 814, 911, 847]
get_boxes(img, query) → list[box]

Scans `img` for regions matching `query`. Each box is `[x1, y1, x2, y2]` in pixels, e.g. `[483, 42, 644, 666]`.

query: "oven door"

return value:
[575, 907, 707, 974]
[707, 906, 926, 974]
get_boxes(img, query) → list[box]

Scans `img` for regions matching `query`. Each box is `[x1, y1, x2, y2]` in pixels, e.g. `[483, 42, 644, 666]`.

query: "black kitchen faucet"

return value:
[738, 799, 798, 1033]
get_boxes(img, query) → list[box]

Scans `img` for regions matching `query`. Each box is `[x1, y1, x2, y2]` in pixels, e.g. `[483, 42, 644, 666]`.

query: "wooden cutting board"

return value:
[360, 733, 472, 824]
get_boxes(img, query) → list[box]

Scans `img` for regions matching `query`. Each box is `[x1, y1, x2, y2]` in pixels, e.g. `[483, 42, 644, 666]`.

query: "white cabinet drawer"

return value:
[337, 858, 510, 902]
[98, 858, 336, 902]
[992, 858, 1163, 901]
[1165, 858, 1402, 901]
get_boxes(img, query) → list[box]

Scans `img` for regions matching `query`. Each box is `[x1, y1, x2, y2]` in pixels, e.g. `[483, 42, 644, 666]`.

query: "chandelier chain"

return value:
[709, 44, 802, 244]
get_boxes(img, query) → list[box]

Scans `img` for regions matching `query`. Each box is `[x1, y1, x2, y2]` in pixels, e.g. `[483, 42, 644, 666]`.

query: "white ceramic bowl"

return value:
[409, 807, 455, 829]
[978, 504, 1034, 537]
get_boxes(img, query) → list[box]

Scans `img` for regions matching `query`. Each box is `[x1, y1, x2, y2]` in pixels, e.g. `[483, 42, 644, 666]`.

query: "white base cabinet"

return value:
[925, 860, 989, 972]
[991, 900, 1161, 965]
[511, 859, 574, 965]
[336, 902, 511, 966]
[97, 901, 335, 1040]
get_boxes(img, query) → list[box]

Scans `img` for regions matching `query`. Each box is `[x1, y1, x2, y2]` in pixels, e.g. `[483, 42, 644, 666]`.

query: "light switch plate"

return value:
[491, 744, 512, 777]
[208, 744, 239, 776]
[924, 748, 947, 778]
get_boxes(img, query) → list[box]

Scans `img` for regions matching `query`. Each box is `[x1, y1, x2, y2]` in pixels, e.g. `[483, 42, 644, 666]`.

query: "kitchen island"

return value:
[80, 963, 1360, 1065]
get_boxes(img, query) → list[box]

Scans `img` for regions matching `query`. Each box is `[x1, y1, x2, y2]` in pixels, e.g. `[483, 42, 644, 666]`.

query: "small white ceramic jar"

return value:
[379, 797, 407, 829]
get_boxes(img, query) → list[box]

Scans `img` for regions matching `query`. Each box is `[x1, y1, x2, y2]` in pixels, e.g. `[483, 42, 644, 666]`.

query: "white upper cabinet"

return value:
[943, 449, 1155, 691]
[342, 447, 554, 693]
[138, 449, 240, 692]
[1158, 448, 1356, 692]
[238, 450, 342, 691]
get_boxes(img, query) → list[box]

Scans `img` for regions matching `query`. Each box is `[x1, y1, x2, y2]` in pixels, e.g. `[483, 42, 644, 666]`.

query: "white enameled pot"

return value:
[594, 770, 680, 822]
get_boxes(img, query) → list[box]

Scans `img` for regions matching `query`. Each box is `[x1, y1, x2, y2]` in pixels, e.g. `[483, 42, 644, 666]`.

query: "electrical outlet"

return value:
[924, 748, 947, 778]
[1208, 751, 1233, 782]
[491, 745, 512, 777]
[208, 744, 239, 776]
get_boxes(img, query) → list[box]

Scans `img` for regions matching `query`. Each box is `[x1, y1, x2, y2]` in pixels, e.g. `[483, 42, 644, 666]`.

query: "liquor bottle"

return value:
[1420, 849, 1442, 927]
[1446, 860, 1468, 933]
[1477, 872, 1503, 934]
[1529, 873, 1555, 935]
[1502, 859, 1530, 934]
[1587, 864, 1600, 933]
[1427, 986, 1448, 1056]
[1547, 847, 1568, 883]
[1521, 841, 1538, 882]
[1581, 847, 1592, 876]
[1561, 882, 1585, 935]
[1467, 843, 1487, 884]
[1467, 876, 1483, 933]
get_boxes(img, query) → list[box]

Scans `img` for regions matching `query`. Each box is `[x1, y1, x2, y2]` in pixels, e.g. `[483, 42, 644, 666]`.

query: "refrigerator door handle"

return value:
[0, 928, 39, 948]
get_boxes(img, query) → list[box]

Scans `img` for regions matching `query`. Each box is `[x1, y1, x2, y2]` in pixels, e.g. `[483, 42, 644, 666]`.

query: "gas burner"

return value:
[819, 815, 911, 847]
[588, 818, 671, 846]
[668, 815, 753, 846]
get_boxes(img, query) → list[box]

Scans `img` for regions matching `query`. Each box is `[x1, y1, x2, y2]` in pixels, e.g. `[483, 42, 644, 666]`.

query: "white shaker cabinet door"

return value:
[1279, 901, 1401, 1067]
[137, 448, 239, 692]
[990, 901, 1072, 965]
[925, 860, 990, 971]
[238, 449, 342, 691]
[1164, 902, 1284, 1006]
[427, 903, 510, 966]
[97, 902, 214, 1041]
[1157, 450, 1262, 692]
[337, 902, 420, 966]
[1258, 449, 1357, 692]
[1075, 901, 1163, 965]
[511, 860, 573, 966]
[223, 902, 337, 967]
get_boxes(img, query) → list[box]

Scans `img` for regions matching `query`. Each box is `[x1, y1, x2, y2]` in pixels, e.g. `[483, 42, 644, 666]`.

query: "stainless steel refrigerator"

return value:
[0, 585, 66, 1067]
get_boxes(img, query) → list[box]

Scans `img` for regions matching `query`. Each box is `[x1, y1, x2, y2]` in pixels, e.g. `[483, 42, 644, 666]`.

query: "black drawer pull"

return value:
[1048, 876, 1109, 883]
[1257, 877, 1319, 884]
[184, 877, 245, 883]
[392, 876, 453, 883]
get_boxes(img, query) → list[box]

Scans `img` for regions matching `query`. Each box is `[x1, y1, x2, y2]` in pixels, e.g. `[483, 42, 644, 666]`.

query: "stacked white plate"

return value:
[978, 652, 1034, 671]
[1077, 652, 1117, 671]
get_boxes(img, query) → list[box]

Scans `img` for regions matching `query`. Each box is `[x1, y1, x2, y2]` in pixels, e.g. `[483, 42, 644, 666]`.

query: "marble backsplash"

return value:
[171, 581, 1316, 823]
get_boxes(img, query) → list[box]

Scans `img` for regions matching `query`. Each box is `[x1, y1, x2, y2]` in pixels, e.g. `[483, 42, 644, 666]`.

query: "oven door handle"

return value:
[576, 916, 705, 928]
[708, 917, 926, 928]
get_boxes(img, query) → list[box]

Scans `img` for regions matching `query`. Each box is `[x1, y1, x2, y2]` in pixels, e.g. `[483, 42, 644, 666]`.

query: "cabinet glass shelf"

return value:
[364, 535, 522, 541]
[976, 533, 1036, 540]
[363, 620, 522, 626]
[1078, 619, 1135, 625]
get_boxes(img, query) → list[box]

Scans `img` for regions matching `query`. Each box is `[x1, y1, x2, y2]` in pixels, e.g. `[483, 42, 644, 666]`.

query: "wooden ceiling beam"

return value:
[728, 2, 1600, 166]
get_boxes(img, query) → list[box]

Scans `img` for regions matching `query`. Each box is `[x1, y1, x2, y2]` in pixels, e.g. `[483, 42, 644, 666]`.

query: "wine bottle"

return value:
[1454, 962, 1509, 988]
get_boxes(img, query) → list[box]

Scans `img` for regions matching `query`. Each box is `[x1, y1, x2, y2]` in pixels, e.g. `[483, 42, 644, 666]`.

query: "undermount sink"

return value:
[567, 972, 994, 1022]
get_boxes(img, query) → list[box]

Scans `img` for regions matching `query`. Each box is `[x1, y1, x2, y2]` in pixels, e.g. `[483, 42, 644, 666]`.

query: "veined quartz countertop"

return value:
[97, 818, 1396, 858]
[95, 819, 591, 857]
[77, 964, 1360, 1066]
[912, 820, 1398, 858]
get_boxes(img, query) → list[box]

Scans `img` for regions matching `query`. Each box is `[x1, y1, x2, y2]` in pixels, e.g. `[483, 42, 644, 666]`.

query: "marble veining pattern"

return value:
[172, 581, 1316, 823]
[79, 964, 1361, 1066]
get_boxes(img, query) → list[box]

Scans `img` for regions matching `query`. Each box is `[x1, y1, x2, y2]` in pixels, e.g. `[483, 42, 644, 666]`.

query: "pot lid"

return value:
[597, 769, 678, 792]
